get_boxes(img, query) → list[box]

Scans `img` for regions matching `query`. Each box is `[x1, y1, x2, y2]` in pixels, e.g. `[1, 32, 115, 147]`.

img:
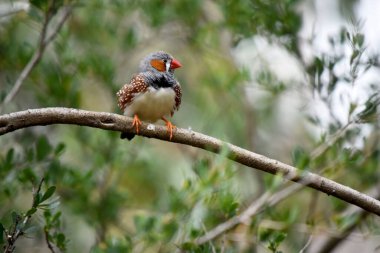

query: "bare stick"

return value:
[309, 121, 353, 159]
[44, 229, 57, 253]
[0, 6, 73, 113]
[310, 186, 380, 253]
[43, 6, 74, 46]
[1, 107, 380, 217]
[195, 184, 303, 245]
[299, 235, 313, 253]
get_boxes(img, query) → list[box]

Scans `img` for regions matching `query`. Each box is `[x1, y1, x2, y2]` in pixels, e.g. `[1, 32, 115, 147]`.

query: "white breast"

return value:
[123, 87, 176, 122]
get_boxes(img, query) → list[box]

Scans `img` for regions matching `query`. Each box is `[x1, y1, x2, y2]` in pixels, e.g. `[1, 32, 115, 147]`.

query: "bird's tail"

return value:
[120, 132, 135, 140]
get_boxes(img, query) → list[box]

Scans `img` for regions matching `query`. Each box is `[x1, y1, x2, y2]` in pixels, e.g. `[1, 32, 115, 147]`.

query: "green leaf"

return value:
[5, 148, 14, 165]
[33, 193, 41, 207]
[36, 136, 52, 161]
[11, 211, 21, 224]
[1, 148, 14, 172]
[54, 143, 65, 156]
[181, 242, 197, 250]
[26, 207, 37, 217]
[273, 232, 286, 244]
[40, 186, 56, 203]
[30, 0, 48, 10]
[219, 192, 239, 217]
[30, 0, 63, 14]
[268, 232, 287, 252]
[26, 148, 34, 162]
[134, 215, 156, 234]
[346, 31, 352, 41]
[161, 219, 178, 240]
[292, 146, 310, 170]
[44, 210, 52, 220]
[349, 102, 358, 116]
[357, 93, 380, 122]
[314, 57, 324, 76]
[350, 50, 359, 65]
[193, 159, 210, 179]
[17, 167, 37, 184]
[56, 233, 66, 250]
[52, 211, 62, 223]
[189, 227, 202, 239]
[354, 33, 365, 47]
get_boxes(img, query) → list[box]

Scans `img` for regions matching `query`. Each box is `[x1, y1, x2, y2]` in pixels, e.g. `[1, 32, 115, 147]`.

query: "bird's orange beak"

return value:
[170, 58, 182, 69]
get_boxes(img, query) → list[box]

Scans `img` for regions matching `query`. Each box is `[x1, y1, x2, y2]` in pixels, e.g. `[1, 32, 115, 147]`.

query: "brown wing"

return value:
[171, 82, 182, 116]
[116, 74, 149, 111]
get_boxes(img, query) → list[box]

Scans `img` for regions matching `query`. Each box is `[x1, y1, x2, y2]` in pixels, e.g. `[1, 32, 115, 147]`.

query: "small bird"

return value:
[116, 51, 182, 140]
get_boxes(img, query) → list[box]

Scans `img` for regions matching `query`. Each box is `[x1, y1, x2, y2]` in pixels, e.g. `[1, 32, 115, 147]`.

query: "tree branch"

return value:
[44, 229, 57, 253]
[1, 107, 380, 217]
[195, 119, 362, 245]
[0, 6, 73, 113]
[3, 178, 45, 253]
[311, 186, 380, 253]
[195, 184, 303, 245]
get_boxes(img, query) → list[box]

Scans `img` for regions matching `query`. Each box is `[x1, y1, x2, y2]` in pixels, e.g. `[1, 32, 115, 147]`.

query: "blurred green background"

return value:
[0, 0, 379, 252]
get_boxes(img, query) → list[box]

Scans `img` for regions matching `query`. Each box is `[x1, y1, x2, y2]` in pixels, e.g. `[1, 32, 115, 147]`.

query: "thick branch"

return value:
[1, 107, 380, 216]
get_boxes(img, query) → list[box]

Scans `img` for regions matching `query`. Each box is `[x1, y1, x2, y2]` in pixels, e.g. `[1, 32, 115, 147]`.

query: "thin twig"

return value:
[195, 133, 347, 246]
[0, 6, 73, 113]
[195, 184, 302, 245]
[43, 6, 74, 46]
[1, 108, 380, 217]
[44, 229, 57, 253]
[311, 186, 380, 253]
[195, 156, 351, 245]
[299, 234, 313, 253]
[309, 121, 353, 159]
[36, 177, 45, 196]
[195, 191, 271, 245]
[3, 178, 45, 253]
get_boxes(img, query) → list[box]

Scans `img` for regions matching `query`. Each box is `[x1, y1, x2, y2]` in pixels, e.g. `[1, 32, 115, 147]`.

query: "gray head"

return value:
[139, 51, 182, 74]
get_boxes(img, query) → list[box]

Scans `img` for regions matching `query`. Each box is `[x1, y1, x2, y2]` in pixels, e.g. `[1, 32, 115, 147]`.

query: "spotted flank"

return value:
[116, 74, 149, 111]
[172, 84, 182, 115]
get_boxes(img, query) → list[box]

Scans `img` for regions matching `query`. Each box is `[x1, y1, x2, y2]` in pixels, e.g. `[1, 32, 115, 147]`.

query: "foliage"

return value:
[1, 0, 380, 252]
[0, 178, 63, 252]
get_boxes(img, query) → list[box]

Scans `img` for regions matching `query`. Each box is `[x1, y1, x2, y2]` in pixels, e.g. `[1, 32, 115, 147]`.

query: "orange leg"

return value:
[161, 117, 176, 140]
[132, 114, 142, 134]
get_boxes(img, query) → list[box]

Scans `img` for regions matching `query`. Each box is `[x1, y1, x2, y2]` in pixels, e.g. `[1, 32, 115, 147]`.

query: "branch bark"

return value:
[1, 107, 380, 217]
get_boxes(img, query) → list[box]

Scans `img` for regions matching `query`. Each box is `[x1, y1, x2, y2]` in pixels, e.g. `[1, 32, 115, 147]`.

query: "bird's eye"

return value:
[163, 59, 167, 63]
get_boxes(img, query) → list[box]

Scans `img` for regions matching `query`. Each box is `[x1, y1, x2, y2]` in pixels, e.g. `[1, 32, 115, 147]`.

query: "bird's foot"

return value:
[132, 114, 142, 134]
[161, 117, 176, 140]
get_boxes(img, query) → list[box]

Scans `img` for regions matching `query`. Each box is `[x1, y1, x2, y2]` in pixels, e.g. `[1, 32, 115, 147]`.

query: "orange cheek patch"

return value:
[150, 59, 166, 72]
